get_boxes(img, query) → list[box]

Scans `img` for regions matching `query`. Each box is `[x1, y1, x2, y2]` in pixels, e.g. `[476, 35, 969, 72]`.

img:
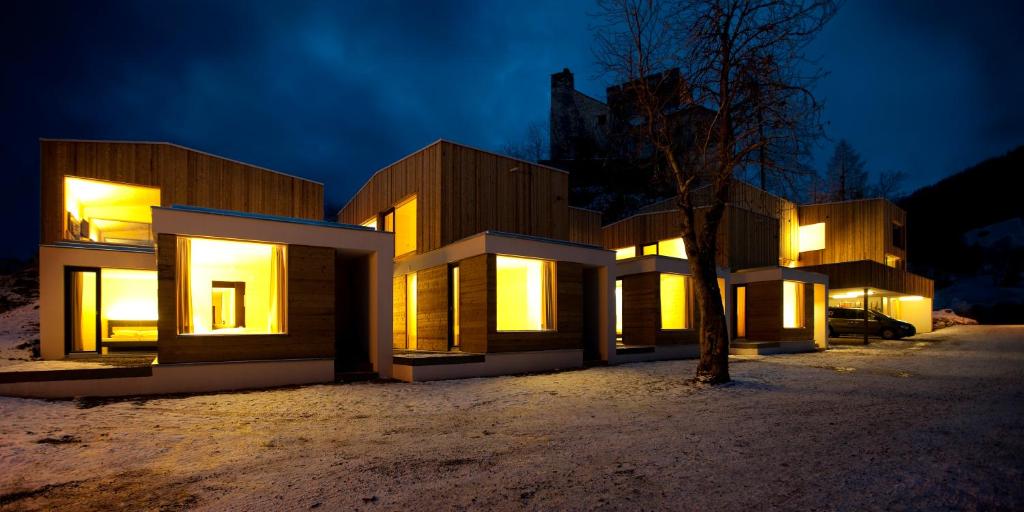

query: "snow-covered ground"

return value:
[0, 301, 39, 367]
[1, 325, 1021, 510]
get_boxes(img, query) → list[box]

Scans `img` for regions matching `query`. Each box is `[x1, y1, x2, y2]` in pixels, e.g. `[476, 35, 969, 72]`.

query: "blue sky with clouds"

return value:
[1, 0, 1021, 259]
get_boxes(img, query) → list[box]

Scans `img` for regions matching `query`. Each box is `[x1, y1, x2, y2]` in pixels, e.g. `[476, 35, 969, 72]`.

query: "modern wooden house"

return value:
[19, 140, 394, 398]
[338, 140, 615, 381]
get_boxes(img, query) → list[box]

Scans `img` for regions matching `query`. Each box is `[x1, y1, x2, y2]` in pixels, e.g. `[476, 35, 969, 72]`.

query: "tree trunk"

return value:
[690, 251, 730, 384]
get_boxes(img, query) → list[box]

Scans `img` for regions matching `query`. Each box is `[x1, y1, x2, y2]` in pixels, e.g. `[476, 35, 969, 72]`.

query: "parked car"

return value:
[827, 307, 916, 339]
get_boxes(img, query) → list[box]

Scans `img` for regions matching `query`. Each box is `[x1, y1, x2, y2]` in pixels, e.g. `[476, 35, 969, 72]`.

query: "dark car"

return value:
[827, 307, 916, 339]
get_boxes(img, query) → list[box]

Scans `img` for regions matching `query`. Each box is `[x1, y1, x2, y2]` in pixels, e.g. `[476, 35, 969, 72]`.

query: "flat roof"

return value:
[162, 205, 375, 231]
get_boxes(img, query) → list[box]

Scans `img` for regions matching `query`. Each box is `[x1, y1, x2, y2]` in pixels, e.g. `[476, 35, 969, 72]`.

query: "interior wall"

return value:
[900, 298, 933, 334]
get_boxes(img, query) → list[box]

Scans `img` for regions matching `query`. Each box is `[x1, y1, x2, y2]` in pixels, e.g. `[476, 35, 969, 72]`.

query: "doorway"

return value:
[65, 267, 101, 355]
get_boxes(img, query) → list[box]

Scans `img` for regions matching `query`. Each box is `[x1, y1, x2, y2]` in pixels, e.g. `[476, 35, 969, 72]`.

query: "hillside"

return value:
[899, 146, 1024, 323]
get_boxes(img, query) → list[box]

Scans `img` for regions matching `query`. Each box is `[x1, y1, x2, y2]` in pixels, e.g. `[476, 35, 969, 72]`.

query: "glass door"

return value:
[65, 267, 101, 355]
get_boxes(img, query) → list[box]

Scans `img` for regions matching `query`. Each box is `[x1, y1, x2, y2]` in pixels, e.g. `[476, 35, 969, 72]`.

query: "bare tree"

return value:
[595, 0, 835, 383]
[502, 121, 549, 163]
[869, 169, 907, 200]
[824, 139, 868, 200]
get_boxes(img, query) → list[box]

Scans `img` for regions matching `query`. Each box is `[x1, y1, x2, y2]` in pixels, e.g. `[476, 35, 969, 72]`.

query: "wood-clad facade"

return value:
[795, 199, 907, 269]
[156, 234, 335, 364]
[339, 141, 575, 251]
[601, 206, 779, 270]
[740, 280, 815, 342]
[800, 261, 934, 298]
[568, 207, 602, 246]
[620, 272, 699, 346]
[41, 140, 324, 245]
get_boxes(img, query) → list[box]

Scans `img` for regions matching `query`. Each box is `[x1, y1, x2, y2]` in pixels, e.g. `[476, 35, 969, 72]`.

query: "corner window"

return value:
[783, 281, 805, 328]
[885, 253, 901, 268]
[798, 223, 825, 253]
[659, 273, 689, 330]
[394, 196, 417, 256]
[614, 247, 636, 260]
[360, 216, 378, 230]
[892, 222, 905, 249]
[176, 237, 287, 335]
[496, 256, 556, 331]
[657, 237, 687, 259]
[63, 176, 160, 246]
[641, 243, 658, 256]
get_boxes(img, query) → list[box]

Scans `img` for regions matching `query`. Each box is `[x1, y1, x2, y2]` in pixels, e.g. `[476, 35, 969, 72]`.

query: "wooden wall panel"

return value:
[800, 261, 934, 297]
[157, 237, 335, 364]
[337, 142, 443, 254]
[779, 200, 800, 264]
[601, 205, 776, 270]
[741, 280, 814, 342]
[441, 142, 571, 246]
[41, 140, 324, 245]
[620, 272, 699, 346]
[568, 207, 602, 246]
[458, 254, 489, 353]
[488, 260, 583, 353]
[796, 199, 897, 267]
[415, 265, 449, 352]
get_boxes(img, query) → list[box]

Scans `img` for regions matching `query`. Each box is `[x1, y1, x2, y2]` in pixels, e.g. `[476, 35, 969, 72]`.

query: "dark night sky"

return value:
[2, 0, 1021, 260]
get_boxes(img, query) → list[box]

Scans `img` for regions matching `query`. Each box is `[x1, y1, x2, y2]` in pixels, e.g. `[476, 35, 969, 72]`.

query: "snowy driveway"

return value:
[1, 325, 1022, 511]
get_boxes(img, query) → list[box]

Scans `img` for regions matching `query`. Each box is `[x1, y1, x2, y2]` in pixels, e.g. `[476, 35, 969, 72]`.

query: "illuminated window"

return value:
[101, 269, 158, 343]
[361, 216, 378, 230]
[176, 237, 287, 335]
[642, 243, 658, 256]
[736, 286, 746, 338]
[798, 223, 825, 253]
[394, 196, 417, 256]
[450, 266, 460, 348]
[660, 273, 688, 330]
[383, 211, 395, 233]
[783, 281, 805, 328]
[657, 237, 687, 259]
[496, 256, 555, 331]
[615, 279, 623, 336]
[885, 253, 901, 268]
[406, 273, 417, 349]
[64, 177, 160, 246]
[614, 247, 636, 260]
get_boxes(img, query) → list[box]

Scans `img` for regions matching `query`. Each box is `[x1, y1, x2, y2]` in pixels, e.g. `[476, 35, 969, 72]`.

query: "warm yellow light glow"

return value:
[830, 290, 875, 300]
[395, 196, 417, 256]
[615, 279, 623, 335]
[614, 247, 636, 260]
[451, 266, 460, 347]
[736, 286, 746, 338]
[64, 177, 160, 245]
[496, 256, 555, 331]
[798, 223, 825, 253]
[657, 237, 687, 259]
[361, 216, 378, 230]
[406, 273, 417, 349]
[660, 273, 687, 330]
[184, 237, 286, 335]
[642, 244, 658, 256]
[885, 253, 901, 268]
[101, 269, 158, 322]
[899, 295, 924, 302]
[783, 281, 805, 328]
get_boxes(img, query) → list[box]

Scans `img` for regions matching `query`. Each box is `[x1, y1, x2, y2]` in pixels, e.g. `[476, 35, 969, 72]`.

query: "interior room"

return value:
[64, 176, 160, 246]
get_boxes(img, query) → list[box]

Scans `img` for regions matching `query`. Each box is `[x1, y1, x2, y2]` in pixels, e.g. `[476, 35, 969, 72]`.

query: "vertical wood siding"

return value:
[41, 140, 324, 245]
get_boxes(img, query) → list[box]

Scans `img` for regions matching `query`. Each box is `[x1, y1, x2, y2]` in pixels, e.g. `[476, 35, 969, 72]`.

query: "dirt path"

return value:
[1, 325, 1022, 511]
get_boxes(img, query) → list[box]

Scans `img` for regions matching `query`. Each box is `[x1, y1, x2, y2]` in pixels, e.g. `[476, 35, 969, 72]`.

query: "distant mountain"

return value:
[898, 146, 1024, 323]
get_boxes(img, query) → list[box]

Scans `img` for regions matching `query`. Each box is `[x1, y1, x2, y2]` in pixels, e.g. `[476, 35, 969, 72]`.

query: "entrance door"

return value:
[65, 267, 101, 355]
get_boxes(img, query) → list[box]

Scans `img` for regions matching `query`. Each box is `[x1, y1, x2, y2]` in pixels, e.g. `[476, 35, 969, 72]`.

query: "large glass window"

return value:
[64, 177, 160, 246]
[101, 269, 158, 343]
[657, 237, 687, 259]
[660, 274, 688, 330]
[614, 247, 636, 260]
[176, 237, 287, 335]
[798, 223, 825, 253]
[783, 281, 805, 328]
[496, 256, 556, 331]
[360, 216, 378, 230]
[615, 279, 623, 337]
[394, 196, 417, 256]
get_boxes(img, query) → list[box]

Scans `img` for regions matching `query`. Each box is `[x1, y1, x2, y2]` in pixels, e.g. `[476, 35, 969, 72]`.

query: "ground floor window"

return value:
[615, 279, 623, 337]
[101, 269, 158, 342]
[783, 281, 805, 328]
[176, 237, 287, 335]
[496, 256, 556, 331]
[660, 273, 689, 330]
